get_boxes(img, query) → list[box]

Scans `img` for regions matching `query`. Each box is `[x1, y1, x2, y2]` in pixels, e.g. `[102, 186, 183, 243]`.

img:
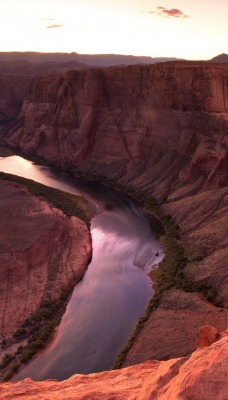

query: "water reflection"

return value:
[0, 155, 82, 195]
[0, 155, 163, 380]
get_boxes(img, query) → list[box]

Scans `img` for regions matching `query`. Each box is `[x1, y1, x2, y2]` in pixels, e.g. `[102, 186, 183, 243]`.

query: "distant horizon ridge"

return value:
[0, 51, 227, 68]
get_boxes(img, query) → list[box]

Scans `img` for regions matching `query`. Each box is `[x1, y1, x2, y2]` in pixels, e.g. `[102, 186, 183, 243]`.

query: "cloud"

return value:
[46, 24, 64, 29]
[147, 7, 190, 19]
[41, 18, 55, 21]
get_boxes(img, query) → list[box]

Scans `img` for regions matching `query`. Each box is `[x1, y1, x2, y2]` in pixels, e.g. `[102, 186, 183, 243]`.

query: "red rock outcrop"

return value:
[1, 335, 228, 400]
[196, 325, 220, 348]
[0, 179, 91, 344]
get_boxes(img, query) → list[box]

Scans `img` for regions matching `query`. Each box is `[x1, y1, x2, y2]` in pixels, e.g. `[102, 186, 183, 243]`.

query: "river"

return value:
[0, 155, 163, 381]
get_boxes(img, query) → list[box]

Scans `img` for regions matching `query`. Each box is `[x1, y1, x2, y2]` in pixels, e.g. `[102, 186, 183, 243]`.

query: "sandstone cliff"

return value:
[0, 75, 30, 129]
[3, 61, 228, 373]
[1, 333, 228, 399]
[0, 179, 91, 378]
[4, 62, 228, 201]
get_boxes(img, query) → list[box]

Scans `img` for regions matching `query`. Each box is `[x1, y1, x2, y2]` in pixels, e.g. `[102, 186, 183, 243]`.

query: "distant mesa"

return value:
[209, 53, 228, 63]
[0, 51, 182, 68]
[0, 52, 227, 71]
[0, 59, 89, 76]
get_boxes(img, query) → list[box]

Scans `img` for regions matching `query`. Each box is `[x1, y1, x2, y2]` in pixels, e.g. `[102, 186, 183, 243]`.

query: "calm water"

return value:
[0, 155, 163, 381]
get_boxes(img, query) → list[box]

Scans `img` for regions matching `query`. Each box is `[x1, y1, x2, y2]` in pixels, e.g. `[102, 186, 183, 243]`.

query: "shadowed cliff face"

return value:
[4, 62, 228, 201]
[0, 75, 30, 128]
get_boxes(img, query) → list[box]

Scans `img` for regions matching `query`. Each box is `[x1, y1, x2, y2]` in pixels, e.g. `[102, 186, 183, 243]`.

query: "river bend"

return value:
[0, 155, 163, 381]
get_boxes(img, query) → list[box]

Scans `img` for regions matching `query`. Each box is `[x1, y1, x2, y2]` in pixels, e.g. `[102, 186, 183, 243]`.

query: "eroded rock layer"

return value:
[4, 62, 228, 201]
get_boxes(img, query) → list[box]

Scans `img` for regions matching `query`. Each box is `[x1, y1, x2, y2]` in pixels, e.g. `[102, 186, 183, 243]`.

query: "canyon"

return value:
[4, 62, 228, 201]
[0, 61, 228, 396]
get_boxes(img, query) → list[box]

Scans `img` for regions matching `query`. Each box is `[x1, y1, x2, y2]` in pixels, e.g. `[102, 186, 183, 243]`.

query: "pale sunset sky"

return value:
[0, 0, 227, 59]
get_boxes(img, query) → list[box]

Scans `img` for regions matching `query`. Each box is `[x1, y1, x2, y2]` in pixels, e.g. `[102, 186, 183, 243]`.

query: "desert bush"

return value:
[1, 338, 7, 349]
[13, 327, 27, 340]
[16, 345, 24, 354]
[3, 363, 20, 381]
[0, 353, 14, 368]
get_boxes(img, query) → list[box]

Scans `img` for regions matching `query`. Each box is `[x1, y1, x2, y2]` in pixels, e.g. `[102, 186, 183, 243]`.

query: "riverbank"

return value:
[1, 147, 227, 375]
[67, 172, 226, 367]
[0, 155, 161, 381]
[113, 184, 228, 367]
[95, 183, 219, 368]
[61, 171, 224, 368]
[0, 173, 92, 381]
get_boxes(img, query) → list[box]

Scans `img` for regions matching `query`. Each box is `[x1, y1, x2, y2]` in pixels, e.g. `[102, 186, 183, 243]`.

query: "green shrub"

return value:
[1, 339, 7, 348]
[16, 345, 24, 354]
[0, 353, 14, 368]
[13, 327, 27, 339]
[3, 363, 21, 381]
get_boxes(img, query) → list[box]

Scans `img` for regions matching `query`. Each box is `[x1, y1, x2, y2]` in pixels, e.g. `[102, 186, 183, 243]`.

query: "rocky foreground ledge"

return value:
[0, 330, 227, 400]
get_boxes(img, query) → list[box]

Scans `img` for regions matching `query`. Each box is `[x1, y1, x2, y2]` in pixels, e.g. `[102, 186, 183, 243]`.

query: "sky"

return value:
[0, 0, 227, 59]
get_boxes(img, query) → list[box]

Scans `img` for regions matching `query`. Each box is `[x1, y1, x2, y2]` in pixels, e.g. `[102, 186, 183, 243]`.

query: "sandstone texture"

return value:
[123, 290, 228, 366]
[0, 335, 228, 400]
[196, 325, 220, 348]
[0, 179, 91, 343]
[4, 62, 228, 202]
[1, 62, 228, 395]
[4, 62, 228, 365]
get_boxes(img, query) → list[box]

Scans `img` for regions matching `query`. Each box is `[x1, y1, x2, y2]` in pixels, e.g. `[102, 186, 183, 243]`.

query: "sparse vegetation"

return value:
[0, 157, 218, 377]
[0, 353, 15, 369]
[3, 363, 20, 382]
[1, 339, 7, 349]
[14, 289, 73, 362]
[0, 171, 92, 227]
[92, 182, 218, 369]
[0, 170, 93, 381]
[0, 287, 73, 380]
